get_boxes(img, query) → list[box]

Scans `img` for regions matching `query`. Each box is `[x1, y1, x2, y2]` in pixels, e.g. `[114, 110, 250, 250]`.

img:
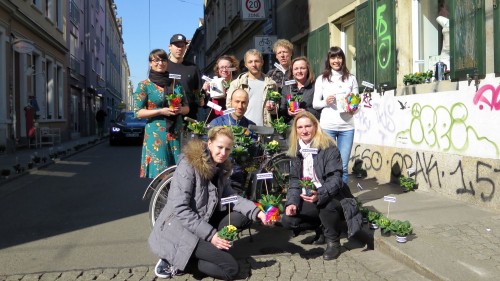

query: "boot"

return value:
[323, 241, 341, 260]
[301, 226, 326, 245]
[353, 231, 374, 250]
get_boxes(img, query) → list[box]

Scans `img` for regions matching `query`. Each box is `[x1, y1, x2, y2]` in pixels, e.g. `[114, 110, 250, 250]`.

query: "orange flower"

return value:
[145, 155, 152, 164]
[154, 139, 162, 146]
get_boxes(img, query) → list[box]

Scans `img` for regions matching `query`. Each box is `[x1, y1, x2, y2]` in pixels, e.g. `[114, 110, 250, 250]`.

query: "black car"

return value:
[109, 111, 147, 145]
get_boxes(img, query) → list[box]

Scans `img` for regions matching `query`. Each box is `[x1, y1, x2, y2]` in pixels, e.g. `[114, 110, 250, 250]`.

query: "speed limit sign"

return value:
[241, 0, 266, 20]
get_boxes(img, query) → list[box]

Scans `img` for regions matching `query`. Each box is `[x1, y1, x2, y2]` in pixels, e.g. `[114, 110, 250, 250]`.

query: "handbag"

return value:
[339, 183, 362, 238]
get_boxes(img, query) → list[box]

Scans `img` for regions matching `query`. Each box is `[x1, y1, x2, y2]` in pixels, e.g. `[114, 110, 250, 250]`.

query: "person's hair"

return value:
[213, 55, 240, 75]
[244, 49, 263, 64]
[207, 126, 234, 143]
[287, 111, 336, 157]
[149, 49, 168, 62]
[292, 56, 315, 84]
[322, 46, 350, 82]
[273, 39, 294, 54]
[231, 89, 249, 102]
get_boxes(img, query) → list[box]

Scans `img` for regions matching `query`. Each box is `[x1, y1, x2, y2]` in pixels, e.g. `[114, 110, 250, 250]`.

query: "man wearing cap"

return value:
[167, 33, 202, 121]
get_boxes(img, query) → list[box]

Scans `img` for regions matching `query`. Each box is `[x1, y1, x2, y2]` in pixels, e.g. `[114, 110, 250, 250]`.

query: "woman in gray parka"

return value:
[149, 126, 273, 280]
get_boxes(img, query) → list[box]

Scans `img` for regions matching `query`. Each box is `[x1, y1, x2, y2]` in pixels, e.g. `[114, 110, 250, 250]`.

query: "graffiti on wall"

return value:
[473, 84, 500, 111]
[376, 3, 391, 70]
[350, 145, 500, 202]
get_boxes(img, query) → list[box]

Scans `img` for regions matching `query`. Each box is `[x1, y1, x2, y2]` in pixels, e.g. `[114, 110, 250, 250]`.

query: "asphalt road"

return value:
[0, 143, 155, 275]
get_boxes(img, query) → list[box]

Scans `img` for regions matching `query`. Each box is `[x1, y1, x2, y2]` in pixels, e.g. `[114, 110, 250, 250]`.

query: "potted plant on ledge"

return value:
[389, 220, 413, 243]
[367, 211, 381, 230]
[399, 176, 417, 192]
[377, 216, 392, 237]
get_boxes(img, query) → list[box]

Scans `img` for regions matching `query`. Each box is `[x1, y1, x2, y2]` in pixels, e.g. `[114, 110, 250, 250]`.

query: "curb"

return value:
[375, 234, 447, 281]
[0, 138, 107, 187]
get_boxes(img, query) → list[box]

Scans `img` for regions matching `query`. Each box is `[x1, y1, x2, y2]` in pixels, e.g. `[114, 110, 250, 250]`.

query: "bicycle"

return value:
[143, 120, 291, 227]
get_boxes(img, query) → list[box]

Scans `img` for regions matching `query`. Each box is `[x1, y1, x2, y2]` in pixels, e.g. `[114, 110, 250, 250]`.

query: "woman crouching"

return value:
[148, 126, 274, 280]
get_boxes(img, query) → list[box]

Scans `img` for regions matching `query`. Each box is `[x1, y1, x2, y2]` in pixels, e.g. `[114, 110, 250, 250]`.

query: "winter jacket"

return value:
[148, 139, 260, 270]
[226, 72, 277, 127]
[280, 80, 321, 123]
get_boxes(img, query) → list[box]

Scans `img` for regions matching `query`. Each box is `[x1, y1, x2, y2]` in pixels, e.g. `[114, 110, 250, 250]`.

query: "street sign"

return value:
[254, 35, 277, 54]
[241, 0, 266, 20]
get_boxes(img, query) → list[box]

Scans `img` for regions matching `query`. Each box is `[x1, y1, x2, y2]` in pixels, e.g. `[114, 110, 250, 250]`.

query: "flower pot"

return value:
[396, 235, 407, 243]
[380, 228, 391, 237]
[369, 223, 379, 230]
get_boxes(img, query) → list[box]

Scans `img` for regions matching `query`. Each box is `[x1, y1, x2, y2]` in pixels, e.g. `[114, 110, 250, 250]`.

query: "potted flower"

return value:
[266, 89, 282, 105]
[165, 84, 184, 109]
[389, 220, 413, 243]
[367, 211, 381, 229]
[231, 145, 249, 165]
[287, 93, 302, 112]
[264, 140, 280, 155]
[255, 194, 283, 222]
[271, 117, 290, 136]
[186, 121, 207, 136]
[343, 93, 361, 113]
[377, 216, 392, 237]
[299, 176, 316, 196]
[399, 176, 417, 192]
[218, 224, 238, 242]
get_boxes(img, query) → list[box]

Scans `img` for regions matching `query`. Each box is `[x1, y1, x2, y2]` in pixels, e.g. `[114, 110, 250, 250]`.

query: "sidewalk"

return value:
[353, 177, 500, 281]
[0, 135, 104, 186]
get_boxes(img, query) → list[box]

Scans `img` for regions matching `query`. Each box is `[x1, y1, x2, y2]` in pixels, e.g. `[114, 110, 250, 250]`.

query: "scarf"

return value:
[299, 140, 322, 188]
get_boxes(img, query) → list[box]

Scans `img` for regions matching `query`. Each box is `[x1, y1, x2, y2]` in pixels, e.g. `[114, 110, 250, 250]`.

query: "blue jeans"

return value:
[323, 129, 354, 184]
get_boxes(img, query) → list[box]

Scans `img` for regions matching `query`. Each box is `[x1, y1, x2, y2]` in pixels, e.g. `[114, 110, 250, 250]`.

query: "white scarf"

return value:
[299, 140, 322, 188]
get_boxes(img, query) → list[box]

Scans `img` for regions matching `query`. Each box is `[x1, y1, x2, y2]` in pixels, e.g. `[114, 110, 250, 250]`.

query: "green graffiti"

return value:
[398, 102, 499, 157]
[376, 4, 391, 69]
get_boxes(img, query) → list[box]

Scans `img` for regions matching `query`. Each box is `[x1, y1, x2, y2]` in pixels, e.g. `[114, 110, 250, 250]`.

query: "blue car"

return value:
[109, 111, 147, 145]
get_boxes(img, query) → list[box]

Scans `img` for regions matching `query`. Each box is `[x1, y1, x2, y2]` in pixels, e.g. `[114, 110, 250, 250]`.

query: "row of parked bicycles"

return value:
[142, 118, 292, 227]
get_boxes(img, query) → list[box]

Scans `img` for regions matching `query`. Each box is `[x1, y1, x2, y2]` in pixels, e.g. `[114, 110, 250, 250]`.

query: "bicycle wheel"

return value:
[148, 172, 174, 228]
[254, 153, 291, 200]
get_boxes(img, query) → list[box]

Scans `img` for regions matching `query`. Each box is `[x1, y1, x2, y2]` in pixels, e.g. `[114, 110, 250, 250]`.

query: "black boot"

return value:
[323, 241, 341, 260]
[301, 226, 326, 245]
[353, 231, 374, 250]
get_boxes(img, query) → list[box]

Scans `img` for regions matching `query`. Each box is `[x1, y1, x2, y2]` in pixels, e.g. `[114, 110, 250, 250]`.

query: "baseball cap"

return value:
[170, 34, 187, 44]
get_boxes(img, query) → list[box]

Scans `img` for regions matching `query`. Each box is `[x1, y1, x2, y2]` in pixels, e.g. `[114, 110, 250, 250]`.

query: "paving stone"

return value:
[39, 272, 61, 281]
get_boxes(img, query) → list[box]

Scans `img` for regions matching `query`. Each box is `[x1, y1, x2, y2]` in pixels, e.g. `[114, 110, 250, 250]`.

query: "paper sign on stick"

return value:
[357, 183, 364, 191]
[256, 173, 273, 180]
[362, 81, 374, 89]
[221, 196, 238, 205]
[383, 196, 396, 203]
[300, 148, 318, 154]
[201, 75, 212, 82]
[284, 80, 297, 85]
[169, 74, 182, 79]
[274, 62, 286, 73]
[207, 101, 222, 111]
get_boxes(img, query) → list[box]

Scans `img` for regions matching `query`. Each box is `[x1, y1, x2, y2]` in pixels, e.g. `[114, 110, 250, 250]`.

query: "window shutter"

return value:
[307, 24, 329, 79]
[374, 0, 396, 91]
[355, 0, 375, 92]
[495, 3, 500, 74]
[449, 0, 485, 80]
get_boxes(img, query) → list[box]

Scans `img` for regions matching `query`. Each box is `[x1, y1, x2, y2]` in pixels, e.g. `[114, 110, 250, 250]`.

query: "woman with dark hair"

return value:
[280, 56, 321, 123]
[149, 126, 274, 280]
[312, 46, 358, 184]
[133, 49, 190, 178]
[282, 111, 372, 261]
[202, 55, 240, 123]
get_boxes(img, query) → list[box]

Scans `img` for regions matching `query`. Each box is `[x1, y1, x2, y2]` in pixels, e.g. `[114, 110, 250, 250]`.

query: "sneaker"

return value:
[155, 259, 174, 279]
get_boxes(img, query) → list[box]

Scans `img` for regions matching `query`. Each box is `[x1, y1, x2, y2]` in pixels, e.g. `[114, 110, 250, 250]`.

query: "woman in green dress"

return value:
[133, 49, 190, 178]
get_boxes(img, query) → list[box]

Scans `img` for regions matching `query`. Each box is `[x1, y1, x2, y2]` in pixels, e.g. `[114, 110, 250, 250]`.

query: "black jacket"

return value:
[280, 81, 321, 123]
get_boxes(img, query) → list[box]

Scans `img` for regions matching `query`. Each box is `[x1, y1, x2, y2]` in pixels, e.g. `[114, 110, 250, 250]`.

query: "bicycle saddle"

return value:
[248, 125, 275, 136]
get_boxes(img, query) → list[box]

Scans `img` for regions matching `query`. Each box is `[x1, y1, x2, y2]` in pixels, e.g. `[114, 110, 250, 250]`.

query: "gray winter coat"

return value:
[148, 139, 260, 271]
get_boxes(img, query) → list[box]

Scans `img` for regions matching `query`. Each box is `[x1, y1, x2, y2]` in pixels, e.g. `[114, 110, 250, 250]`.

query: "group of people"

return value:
[133, 34, 369, 280]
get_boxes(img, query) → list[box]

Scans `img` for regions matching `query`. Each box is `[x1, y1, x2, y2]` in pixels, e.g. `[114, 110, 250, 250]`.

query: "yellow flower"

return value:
[227, 225, 237, 233]
[269, 140, 279, 146]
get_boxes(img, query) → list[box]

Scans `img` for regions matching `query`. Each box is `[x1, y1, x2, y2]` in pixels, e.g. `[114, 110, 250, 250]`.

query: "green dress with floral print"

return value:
[133, 79, 184, 178]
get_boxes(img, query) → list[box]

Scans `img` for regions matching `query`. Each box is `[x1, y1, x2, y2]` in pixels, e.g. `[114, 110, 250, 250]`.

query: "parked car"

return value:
[109, 111, 147, 145]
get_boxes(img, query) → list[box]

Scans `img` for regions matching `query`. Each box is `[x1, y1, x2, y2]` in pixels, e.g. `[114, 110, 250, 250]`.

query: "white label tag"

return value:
[274, 62, 286, 73]
[256, 172, 273, 180]
[357, 183, 364, 190]
[201, 75, 212, 82]
[169, 74, 182, 79]
[383, 196, 396, 203]
[300, 148, 318, 154]
[227, 67, 237, 72]
[221, 195, 238, 205]
[207, 101, 222, 111]
[223, 108, 235, 115]
[284, 80, 297, 85]
[362, 81, 374, 89]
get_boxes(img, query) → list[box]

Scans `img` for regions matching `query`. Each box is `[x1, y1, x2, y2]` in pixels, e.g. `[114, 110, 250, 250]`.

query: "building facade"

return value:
[0, 0, 67, 151]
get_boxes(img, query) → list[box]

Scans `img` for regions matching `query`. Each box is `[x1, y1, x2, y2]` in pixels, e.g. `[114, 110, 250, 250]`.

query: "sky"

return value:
[114, 0, 204, 88]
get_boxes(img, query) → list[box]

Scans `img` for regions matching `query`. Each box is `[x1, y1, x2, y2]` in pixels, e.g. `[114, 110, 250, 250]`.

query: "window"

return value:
[56, 0, 63, 30]
[0, 27, 7, 122]
[32, 0, 41, 10]
[45, 59, 55, 119]
[411, 1, 441, 73]
[46, 0, 55, 22]
[56, 64, 64, 119]
[70, 1, 80, 25]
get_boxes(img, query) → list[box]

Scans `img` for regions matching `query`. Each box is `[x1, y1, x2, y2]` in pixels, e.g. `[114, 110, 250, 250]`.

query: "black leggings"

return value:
[191, 210, 251, 280]
[281, 199, 344, 241]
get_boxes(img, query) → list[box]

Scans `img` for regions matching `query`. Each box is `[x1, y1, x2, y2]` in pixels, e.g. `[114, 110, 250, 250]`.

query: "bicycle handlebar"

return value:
[184, 117, 198, 124]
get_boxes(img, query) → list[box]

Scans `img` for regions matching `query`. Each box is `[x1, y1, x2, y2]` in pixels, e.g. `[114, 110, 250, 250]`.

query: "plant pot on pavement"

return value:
[369, 223, 379, 230]
[380, 228, 391, 237]
[396, 235, 407, 243]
